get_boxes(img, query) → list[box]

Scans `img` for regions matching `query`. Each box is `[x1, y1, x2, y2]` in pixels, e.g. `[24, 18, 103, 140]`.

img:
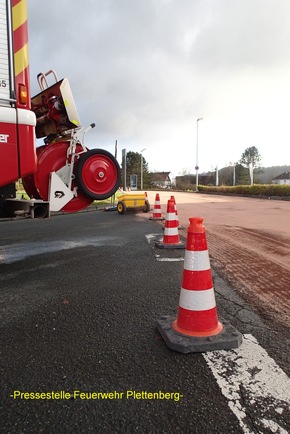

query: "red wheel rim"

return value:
[81, 153, 119, 196]
[34, 142, 93, 212]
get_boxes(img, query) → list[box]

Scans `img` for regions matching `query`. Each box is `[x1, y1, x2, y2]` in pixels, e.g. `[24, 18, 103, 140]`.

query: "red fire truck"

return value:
[0, 0, 120, 218]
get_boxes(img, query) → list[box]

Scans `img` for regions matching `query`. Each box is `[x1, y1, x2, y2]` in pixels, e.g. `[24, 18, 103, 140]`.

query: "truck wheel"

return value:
[34, 141, 93, 212]
[75, 149, 121, 200]
[117, 201, 126, 214]
[143, 200, 150, 213]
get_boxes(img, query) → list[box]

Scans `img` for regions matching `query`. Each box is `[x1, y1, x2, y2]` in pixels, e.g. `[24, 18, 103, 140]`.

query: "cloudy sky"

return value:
[27, 0, 290, 176]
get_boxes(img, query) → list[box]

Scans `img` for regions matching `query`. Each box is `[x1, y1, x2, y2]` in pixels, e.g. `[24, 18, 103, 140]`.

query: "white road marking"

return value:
[145, 234, 184, 262]
[156, 257, 184, 262]
[203, 334, 290, 434]
[145, 233, 161, 242]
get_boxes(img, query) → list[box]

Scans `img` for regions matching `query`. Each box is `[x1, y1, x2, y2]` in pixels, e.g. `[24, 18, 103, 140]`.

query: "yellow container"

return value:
[117, 194, 150, 214]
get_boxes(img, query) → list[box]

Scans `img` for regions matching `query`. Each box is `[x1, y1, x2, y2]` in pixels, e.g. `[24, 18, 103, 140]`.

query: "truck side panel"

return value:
[0, 108, 18, 184]
[12, 0, 36, 179]
[0, 0, 18, 186]
[0, 0, 36, 188]
[0, 1, 11, 105]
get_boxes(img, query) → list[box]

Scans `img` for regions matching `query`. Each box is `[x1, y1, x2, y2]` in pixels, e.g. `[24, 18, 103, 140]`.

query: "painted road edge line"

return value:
[203, 334, 290, 434]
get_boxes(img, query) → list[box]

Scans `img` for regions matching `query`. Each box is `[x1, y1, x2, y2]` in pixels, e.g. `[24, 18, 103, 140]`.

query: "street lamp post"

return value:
[229, 161, 236, 186]
[216, 165, 219, 186]
[195, 117, 203, 192]
[140, 148, 146, 190]
[233, 163, 236, 186]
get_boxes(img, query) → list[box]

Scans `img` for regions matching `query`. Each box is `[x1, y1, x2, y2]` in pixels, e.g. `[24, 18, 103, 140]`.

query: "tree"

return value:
[122, 151, 151, 189]
[239, 147, 262, 185]
[218, 166, 235, 186]
[235, 163, 250, 185]
[240, 146, 262, 168]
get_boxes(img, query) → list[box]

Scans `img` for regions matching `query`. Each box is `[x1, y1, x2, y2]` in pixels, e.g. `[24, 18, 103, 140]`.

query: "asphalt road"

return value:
[0, 209, 289, 433]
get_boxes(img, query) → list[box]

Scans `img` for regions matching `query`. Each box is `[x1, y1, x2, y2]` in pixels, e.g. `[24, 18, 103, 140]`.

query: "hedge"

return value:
[197, 184, 290, 197]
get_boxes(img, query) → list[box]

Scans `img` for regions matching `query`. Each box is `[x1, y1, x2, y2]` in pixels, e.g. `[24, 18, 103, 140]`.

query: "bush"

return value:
[198, 184, 290, 197]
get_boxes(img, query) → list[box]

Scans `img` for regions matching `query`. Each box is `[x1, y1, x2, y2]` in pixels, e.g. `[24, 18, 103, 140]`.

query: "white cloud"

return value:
[28, 0, 290, 174]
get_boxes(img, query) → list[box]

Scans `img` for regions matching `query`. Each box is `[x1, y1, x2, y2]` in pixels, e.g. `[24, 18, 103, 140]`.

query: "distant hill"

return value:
[254, 166, 290, 183]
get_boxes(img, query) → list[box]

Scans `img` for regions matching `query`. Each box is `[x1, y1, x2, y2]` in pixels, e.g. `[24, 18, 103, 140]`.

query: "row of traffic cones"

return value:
[150, 193, 184, 249]
[148, 193, 242, 353]
[150, 193, 179, 222]
[157, 216, 243, 353]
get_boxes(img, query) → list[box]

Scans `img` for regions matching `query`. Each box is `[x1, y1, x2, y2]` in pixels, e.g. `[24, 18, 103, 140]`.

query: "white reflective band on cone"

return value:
[179, 288, 216, 311]
[166, 212, 177, 221]
[184, 250, 210, 271]
[164, 227, 178, 235]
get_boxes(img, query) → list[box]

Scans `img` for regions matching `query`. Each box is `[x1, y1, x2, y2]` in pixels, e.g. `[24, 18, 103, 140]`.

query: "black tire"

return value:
[143, 200, 150, 213]
[117, 201, 126, 214]
[75, 149, 121, 200]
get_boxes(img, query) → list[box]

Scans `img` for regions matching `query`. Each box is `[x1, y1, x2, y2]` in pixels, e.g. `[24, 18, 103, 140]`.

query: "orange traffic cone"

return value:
[157, 217, 242, 353]
[149, 193, 164, 221]
[155, 198, 185, 249]
[170, 195, 183, 229]
[170, 195, 179, 227]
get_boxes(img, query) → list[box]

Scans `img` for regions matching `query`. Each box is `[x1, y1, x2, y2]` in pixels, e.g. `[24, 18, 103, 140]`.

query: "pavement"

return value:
[0, 210, 289, 433]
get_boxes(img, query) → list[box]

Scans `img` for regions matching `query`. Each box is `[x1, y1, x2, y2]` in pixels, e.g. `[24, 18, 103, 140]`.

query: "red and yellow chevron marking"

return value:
[12, 0, 30, 105]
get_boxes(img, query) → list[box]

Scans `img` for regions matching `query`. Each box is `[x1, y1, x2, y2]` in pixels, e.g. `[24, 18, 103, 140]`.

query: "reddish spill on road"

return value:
[143, 191, 290, 328]
[204, 226, 290, 327]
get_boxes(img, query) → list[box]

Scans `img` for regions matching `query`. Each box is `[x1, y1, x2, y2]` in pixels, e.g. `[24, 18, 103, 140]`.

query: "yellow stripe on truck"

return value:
[12, 0, 27, 31]
[14, 43, 29, 77]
